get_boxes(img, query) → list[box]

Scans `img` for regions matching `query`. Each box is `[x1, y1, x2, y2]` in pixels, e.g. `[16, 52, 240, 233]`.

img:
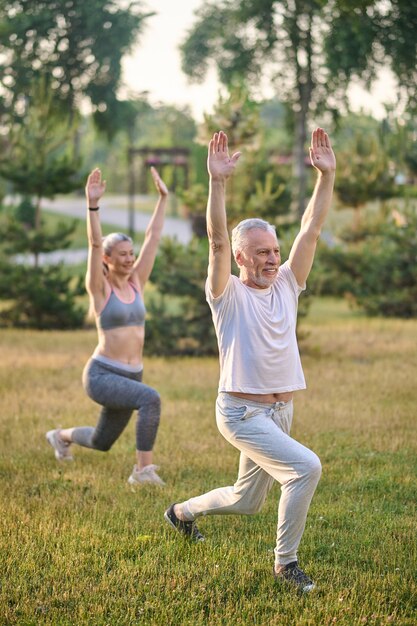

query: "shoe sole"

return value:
[164, 510, 179, 532]
[128, 476, 165, 486]
[164, 509, 205, 542]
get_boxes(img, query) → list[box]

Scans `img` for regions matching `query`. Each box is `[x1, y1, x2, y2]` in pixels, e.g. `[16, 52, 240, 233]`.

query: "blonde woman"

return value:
[47, 166, 168, 486]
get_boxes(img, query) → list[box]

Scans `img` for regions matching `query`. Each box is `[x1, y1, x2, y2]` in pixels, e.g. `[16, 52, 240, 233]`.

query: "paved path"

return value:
[14, 248, 90, 266]
[12, 194, 193, 266]
[40, 195, 193, 244]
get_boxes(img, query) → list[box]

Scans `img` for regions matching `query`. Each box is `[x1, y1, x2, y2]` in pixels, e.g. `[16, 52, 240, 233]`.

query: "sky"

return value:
[122, 0, 219, 121]
[122, 0, 396, 122]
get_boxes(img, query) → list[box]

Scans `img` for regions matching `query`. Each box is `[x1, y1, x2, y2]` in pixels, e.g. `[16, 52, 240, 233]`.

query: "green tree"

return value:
[380, 108, 417, 187]
[0, 0, 151, 135]
[326, 0, 417, 113]
[0, 78, 85, 328]
[181, 0, 417, 215]
[335, 131, 396, 226]
[197, 83, 292, 227]
[198, 81, 260, 151]
[0, 79, 83, 240]
[0, 203, 85, 329]
[181, 0, 322, 217]
[134, 104, 197, 149]
[146, 238, 218, 356]
[0, 257, 85, 329]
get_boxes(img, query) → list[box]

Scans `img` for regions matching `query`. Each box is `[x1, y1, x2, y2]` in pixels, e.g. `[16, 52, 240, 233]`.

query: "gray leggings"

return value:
[70, 358, 161, 452]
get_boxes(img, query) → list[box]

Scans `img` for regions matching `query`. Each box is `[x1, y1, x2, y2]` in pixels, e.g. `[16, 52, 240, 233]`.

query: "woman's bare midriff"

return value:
[229, 391, 294, 403]
[95, 326, 145, 365]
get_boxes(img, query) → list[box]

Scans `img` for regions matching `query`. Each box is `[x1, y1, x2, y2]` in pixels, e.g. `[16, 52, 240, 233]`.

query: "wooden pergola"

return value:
[127, 146, 190, 236]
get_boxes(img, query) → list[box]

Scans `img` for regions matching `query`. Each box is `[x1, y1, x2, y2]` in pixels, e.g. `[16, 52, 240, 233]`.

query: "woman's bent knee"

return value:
[91, 438, 113, 452]
[141, 388, 161, 410]
[150, 389, 161, 407]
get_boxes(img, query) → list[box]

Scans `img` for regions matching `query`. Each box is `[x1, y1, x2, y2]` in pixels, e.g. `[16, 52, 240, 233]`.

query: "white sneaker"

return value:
[127, 464, 165, 486]
[46, 429, 73, 461]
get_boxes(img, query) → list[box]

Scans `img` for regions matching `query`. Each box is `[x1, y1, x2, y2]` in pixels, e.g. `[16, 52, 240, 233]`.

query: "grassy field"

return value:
[0, 299, 416, 625]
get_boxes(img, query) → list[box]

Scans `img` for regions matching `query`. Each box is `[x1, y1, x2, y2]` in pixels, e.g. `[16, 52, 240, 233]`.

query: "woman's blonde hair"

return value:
[102, 232, 133, 256]
[102, 232, 133, 271]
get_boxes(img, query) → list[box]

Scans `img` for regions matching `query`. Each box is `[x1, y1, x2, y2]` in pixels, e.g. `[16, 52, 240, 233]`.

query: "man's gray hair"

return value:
[231, 218, 277, 258]
[102, 232, 133, 256]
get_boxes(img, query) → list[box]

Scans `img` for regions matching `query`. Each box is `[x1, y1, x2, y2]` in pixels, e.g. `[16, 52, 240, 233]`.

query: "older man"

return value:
[165, 128, 336, 593]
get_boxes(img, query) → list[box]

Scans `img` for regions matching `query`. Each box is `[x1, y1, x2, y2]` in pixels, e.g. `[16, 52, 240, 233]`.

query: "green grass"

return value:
[0, 306, 416, 625]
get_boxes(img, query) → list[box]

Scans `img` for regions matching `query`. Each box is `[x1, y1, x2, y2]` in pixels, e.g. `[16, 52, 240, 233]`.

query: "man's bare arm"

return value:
[289, 128, 336, 287]
[206, 131, 241, 297]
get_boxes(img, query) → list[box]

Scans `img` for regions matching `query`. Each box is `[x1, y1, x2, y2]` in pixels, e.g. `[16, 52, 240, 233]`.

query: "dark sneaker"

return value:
[164, 504, 205, 542]
[273, 561, 316, 593]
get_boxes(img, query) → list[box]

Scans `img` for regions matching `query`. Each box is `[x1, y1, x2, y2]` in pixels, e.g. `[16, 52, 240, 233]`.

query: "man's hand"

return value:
[309, 128, 336, 174]
[86, 168, 106, 206]
[208, 131, 241, 181]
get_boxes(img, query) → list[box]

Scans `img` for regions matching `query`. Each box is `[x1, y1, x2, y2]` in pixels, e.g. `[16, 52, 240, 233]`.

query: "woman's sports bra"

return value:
[97, 282, 146, 330]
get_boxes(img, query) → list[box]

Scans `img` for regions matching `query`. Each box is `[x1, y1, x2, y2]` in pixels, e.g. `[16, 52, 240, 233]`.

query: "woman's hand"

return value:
[86, 168, 106, 207]
[150, 167, 168, 198]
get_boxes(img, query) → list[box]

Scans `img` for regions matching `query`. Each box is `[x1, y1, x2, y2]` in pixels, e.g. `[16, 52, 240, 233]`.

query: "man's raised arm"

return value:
[289, 128, 336, 287]
[206, 131, 241, 298]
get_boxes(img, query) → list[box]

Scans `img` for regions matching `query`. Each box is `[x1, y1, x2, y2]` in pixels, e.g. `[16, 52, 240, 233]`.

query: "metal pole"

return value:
[128, 147, 135, 238]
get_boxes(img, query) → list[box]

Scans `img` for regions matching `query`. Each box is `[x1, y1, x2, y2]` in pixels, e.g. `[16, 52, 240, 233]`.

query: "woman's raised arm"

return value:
[132, 167, 168, 290]
[85, 168, 107, 297]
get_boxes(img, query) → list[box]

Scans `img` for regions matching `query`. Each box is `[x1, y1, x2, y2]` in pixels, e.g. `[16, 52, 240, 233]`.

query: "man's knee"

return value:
[231, 489, 268, 515]
[305, 452, 322, 483]
[236, 500, 264, 515]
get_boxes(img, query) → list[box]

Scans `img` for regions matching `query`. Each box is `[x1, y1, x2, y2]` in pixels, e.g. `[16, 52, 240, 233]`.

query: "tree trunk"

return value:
[127, 146, 136, 239]
[294, 106, 308, 218]
[34, 195, 42, 268]
[292, 5, 315, 218]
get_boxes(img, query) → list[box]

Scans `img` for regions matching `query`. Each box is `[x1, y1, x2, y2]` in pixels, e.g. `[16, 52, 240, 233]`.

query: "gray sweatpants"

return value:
[182, 392, 321, 566]
[70, 358, 161, 452]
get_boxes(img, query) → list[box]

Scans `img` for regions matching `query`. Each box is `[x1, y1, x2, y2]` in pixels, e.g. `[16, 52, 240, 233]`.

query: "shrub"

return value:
[0, 261, 85, 329]
[0, 210, 85, 329]
[313, 206, 417, 317]
[146, 237, 217, 356]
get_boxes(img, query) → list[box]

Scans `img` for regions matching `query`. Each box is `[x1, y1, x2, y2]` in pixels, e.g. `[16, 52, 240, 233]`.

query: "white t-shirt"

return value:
[206, 260, 306, 394]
